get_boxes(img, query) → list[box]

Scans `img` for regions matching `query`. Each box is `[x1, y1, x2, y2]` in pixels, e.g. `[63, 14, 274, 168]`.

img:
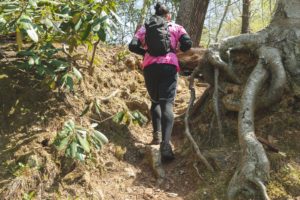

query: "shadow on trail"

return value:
[96, 110, 200, 199]
[0, 55, 66, 187]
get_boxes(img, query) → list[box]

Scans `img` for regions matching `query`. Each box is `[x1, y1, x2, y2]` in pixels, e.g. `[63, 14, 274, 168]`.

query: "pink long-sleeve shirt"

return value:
[135, 22, 188, 71]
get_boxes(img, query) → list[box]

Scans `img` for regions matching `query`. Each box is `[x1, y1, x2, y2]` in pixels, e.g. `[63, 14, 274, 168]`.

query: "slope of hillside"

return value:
[0, 42, 299, 200]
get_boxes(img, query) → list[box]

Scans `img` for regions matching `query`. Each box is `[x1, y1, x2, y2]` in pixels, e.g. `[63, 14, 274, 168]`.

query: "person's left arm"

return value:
[128, 27, 146, 56]
[175, 25, 193, 52]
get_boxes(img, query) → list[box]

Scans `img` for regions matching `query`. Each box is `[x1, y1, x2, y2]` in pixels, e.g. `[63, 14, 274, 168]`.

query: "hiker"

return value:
[128, 2, 192, 161]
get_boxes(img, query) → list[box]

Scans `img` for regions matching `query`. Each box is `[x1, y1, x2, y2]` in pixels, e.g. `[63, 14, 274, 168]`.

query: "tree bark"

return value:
[176, 0, 210, 47]
[178, 0, 300, 199]
[241, 0, 250, 33]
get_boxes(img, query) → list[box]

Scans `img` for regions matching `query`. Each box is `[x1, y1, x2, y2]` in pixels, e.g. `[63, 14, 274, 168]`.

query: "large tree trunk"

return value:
[178, 0, 300, 199]
[241, 0, 250, 33]
[176, 0, 210, 47]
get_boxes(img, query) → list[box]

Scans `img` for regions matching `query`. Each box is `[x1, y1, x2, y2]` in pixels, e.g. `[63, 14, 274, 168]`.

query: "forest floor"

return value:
[0, 42, 300, 200]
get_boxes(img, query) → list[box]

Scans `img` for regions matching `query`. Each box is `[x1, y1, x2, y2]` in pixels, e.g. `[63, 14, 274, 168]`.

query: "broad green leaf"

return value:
[65, 147, 71, 157]
[28, 57, 35, 65]
[72, 67, 82, 80]
[58, 129, 69, 138]
[38, 0, 62, 6]
[97, 28, 106, 42]
[70, 142, 77, 158]
[95, 99, 101, 116]
[72, 13, 81, 25]
[81, 24, 92, 40]
[17, 50, 35, 57]
[93, 130, 108, 144]
[36, 65, 46, 75]
[49, 80, 56, 90]
[77, 134, 90, 153]
[91, 136, 102, 149]
[56, 137, 70, 151]
[76, 129, 87, 136]
[79, 104, 90, 117]
[113, 111, 125, 123]
[29, 0, 38, 8]
[26, 28, 39, 42]
[62, 74, 74, 91]
[92, 23, 101, 32]
[0, 15, 6, 26]
[64, 120, 75, 131]
[75, 152, 85, 161]
[41, 18, 53, 29]
[51, 60, 68, 71]
[74, 18, 83, 31]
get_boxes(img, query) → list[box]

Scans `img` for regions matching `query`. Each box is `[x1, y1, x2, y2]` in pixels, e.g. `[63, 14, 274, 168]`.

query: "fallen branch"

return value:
[100, 89, 120, 102]
[257, 137, 279, 153]
[193, 162, 204, 181]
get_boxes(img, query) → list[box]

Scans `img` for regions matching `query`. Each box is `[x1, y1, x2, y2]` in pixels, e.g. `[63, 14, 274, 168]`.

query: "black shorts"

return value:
[143, 63, 178, 103]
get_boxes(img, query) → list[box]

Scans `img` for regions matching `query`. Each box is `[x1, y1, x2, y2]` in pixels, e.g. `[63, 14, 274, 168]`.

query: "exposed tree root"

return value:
[207, 48, 241, 84]
[228, 50, 271, 200]
[256, 47, 286, 109]
[219, 31, 268, 61]
[212, 68, 224, 143]
[177, 1, 300, 199]
[184, 67, 214, 172]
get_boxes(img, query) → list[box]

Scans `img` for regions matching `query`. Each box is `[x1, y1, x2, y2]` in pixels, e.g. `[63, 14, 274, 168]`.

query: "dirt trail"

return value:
[0, 43, 207, 199]
[1, 43, 299, 200]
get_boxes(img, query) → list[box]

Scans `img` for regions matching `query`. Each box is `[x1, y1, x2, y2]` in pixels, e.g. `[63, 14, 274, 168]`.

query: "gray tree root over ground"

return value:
[180, 0, 300, 199]
[220, 0, 298, 198]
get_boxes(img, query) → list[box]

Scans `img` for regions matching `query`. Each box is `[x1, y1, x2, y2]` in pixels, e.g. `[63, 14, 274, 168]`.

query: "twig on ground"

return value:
[100, 89, 120, 102]
[193, 162, 204, 181]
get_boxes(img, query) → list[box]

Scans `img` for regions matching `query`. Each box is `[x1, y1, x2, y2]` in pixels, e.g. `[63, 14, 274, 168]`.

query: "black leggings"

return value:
[144, 63, 177, 143]
[151, 101, 174, 142]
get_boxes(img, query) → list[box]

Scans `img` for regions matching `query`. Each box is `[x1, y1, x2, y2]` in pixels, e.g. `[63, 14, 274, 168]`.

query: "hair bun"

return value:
[154, 2, 161, 11]
[154, 2, 169, 16]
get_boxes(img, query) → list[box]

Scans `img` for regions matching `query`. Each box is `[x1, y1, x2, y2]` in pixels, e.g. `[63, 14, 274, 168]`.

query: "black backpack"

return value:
[145, 15, 172, 56]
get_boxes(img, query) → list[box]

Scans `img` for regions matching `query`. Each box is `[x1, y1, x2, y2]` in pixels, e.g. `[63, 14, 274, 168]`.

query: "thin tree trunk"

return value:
[215, 0, 231, 42]
[241, 0, 250, 33]
[135, 0, 150, 33]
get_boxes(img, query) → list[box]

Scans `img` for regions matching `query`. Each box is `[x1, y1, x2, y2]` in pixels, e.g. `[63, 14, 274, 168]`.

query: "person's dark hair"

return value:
[154, 2, 169, 16]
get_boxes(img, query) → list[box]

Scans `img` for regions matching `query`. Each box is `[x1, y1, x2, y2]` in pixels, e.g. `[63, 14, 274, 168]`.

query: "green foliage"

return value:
[54, 120, 109, 161]
[0, 0, 121, 91]
[23, 191, 36, 200]
[115, 50, 130, 62]
[113, 110, 148, 127]
[11, 162, 30, 177]
[79, 98, 101, 117]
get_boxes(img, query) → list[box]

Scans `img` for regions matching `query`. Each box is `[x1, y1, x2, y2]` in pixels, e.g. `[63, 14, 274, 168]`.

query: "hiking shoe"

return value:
[149, 131, 162, 145]
[160, 141, 175, 162]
